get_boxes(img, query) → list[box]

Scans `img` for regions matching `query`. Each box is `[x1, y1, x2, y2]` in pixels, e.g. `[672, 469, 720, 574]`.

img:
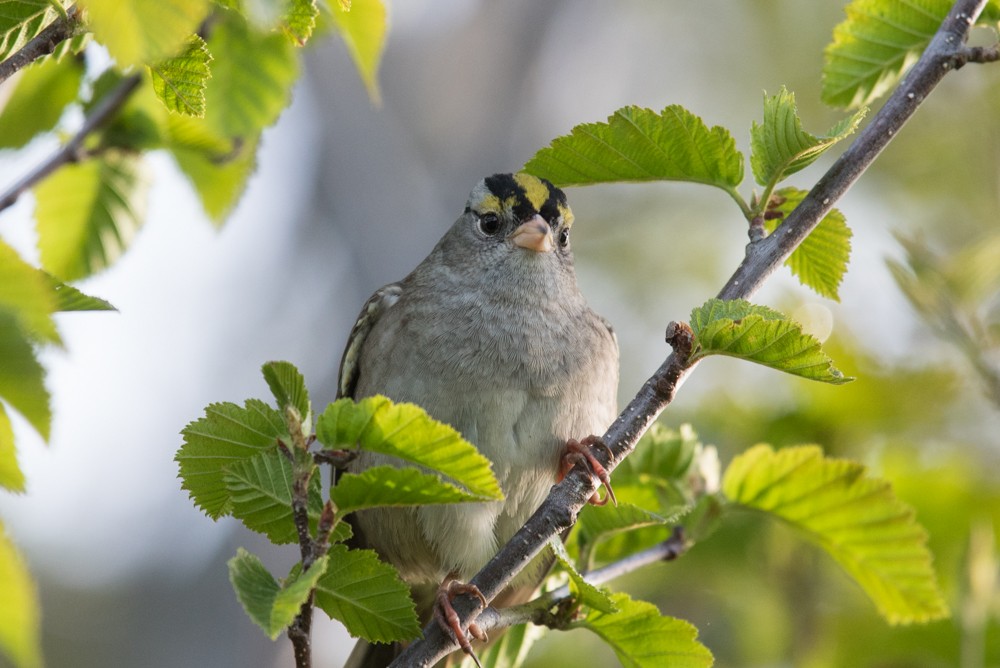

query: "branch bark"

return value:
[0, 6, 80, 85]
[391, 0, 995, 665]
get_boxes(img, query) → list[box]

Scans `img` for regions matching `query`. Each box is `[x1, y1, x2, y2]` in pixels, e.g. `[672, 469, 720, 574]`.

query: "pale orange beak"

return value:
[509, 215, 553, 253]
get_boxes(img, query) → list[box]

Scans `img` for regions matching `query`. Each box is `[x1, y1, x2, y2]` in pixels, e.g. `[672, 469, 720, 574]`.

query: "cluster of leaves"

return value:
[0, 1, 386, 665]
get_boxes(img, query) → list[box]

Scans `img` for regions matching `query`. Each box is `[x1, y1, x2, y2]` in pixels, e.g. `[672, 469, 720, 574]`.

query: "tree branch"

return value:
[0, 72, 142, 213]
[0, 6, 80, 85]
[391, 1, 996, 665]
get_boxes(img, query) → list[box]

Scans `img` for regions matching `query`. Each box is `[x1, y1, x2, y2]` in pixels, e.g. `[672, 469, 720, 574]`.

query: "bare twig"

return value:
[0, 6, 80, 85]
[0, 72, 142, 213]
[392, 1, 996, 665]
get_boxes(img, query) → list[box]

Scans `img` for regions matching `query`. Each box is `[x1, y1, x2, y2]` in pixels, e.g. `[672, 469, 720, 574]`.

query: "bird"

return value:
[338, 173, 619, 667]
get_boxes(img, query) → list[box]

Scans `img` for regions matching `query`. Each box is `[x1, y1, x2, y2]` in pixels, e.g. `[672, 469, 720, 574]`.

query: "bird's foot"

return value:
[559, 435, 617, 506]
[435, 575, 488, 667]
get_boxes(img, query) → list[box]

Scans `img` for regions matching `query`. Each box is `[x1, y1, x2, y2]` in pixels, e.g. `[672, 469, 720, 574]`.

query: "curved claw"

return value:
[434, 576, 487, 666]
[559, 436, 617, 506]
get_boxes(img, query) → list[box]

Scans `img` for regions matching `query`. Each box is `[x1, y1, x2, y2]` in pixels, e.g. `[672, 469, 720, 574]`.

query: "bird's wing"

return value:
[337, 283, 403, 399]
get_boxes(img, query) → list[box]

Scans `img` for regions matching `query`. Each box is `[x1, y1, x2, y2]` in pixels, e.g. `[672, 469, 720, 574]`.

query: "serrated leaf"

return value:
[0, 54, 83, 149]
[261, 360, 310, 426]
[41, 273, 117, 312]
[78, 0, 210, 68]
[723, 444, 949, 624]
[822, 0, 950, 109]
[282, 0, 318, 45]
[330, 0, 385, 104]
[316, 396, 503, 500]
[204, 11, 298, 138]
[0, 241, 58, 343]
[176, 399, 287, 518]
[332, 466, 491, 515]
[0, 404, 24, 492]
[689, 299, 852, 385]
[228, 547, 328, 640]
[0, 312, 50, 442]
[148, 34, 212, 117]
[524, 105, 744, 193]
[0, 0, 65, 63]
[34, 150, 150, 281]
[314, 544, 421, 643]
[168, 117, 258, 224]
[750, 87, 865, 187]
[223, 449, 323, 544]
[573, 592, 713, 668]
[0, 522, 41, 668]
[549, 537, 617, 614]
[766, 187, 852, 301]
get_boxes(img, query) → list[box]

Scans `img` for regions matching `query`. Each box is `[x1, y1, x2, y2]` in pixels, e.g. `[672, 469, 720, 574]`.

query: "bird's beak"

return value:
[509, 215, 553, 253]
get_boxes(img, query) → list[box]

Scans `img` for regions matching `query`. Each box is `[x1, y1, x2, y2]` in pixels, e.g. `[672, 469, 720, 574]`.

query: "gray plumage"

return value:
[339, 173, 619, 666]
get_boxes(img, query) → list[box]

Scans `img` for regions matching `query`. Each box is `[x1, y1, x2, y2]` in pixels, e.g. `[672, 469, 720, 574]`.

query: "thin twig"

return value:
[0, 6, 80, 85]
[0, 72, 142, 213]
[391, 1, 995, 665]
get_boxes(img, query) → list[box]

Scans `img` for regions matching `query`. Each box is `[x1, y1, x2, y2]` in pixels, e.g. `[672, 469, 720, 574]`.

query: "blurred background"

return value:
[1, 0, 999, 666]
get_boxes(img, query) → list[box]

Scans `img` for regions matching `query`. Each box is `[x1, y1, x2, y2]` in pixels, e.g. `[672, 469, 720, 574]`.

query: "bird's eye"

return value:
[558, 228, 570, 247]
[478, 213, 501, 236]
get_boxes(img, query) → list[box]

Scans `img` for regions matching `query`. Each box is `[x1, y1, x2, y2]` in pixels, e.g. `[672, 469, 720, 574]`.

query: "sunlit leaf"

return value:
[723, 444, 950, 623]
[549, 537, 617, 614]
[576, 503, 673, 570]
[329, 0, 386, 104]
[524, 105, 744, 192]
[0, 54, 83, 149]
[0, 312, 50, 442]
[0, 522, 41, 668]
[42, 273, 117, 312]
[766, 187, 852, 301]
[282, 0, 318, 45]
[823, 0, 950, 109]
[228, 547, 329, 640]
[750, 87, 865, 186]
[314, 544, 421, 643]
[573, 592, 713, 668]
[148, 34, 212, 117]
[177, 399, 287, 518]
[34, 150, 150, 281]
[332, 466, 492, 515]
[0, 0, 66, 63]
[223, 449, 323, 544]
[261, 360, 310, 426]
[689, 299, 852, 384]
[0, 240, 57, 343]
[0, 404, 24, 492]
[78, 0, 210, 68]
[316, 396, 503, 500]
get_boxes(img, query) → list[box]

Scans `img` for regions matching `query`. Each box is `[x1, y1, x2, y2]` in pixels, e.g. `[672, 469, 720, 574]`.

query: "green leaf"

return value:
[822, 0, 950, 109]
[41, 273, 117, 312]
[282, 0, 319, 45]
[204, 10, 298, 138]
[722, 444, 949, 624]
[688, 299, 852, 385]
[766, 187, 852, 301]
[0, 312, 50, 442]
[548, 537, 617, 614]
[0, 54, 83, 149]
[34, 150, 150, 281]
[329, 0, 386, 104]
[176, 399, 287, 518]
[0, 0, 65, 63]
[572, 592, 713, 668]
[314, 544, 421, 643]
[575, 502, 673, 570]
[0, 240, 58, 343]
[524, 105, 744, 192]
[316, 396, 503, 500]
[228, 547, 329, 640]
[148, 34, 212, 117]
[750, 87, 865, 187]
[332, 466, 492, 515]
[168, 116, 258, 224]
[223, 449, 323, 544]
[79, 0, 210, 68]
[457, 622, 546, 668]
[0, 522, 41, 668]
[261, 360, 310, 426]
[0, 404, 24, 492]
